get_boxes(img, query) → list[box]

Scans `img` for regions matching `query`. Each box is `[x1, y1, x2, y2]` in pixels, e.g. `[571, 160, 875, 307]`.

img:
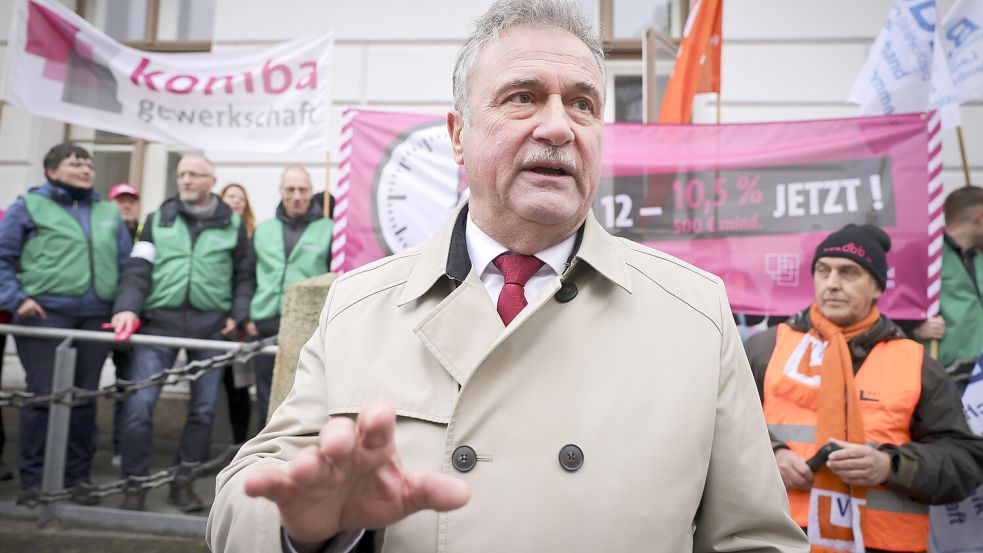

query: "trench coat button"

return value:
[558, 444, 584, 472]
[451, 445, 477, 473]
[554, 282, 578, 303]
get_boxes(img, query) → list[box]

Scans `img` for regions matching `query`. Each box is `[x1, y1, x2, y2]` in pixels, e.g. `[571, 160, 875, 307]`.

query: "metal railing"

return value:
[0, 323, 277, 535]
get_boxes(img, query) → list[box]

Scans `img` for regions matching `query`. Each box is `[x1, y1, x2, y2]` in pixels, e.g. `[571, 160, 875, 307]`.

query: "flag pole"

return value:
[643, 27, 658, 124]
[956, 126, 972, 186]
[715, 0, 722, 125]
[323, 151, 331, 218]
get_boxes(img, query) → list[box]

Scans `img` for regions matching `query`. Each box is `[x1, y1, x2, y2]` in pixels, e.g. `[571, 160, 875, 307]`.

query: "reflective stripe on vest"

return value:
[144, 211, 240, 313]
[249, 217, 332, 321]
[20, 193, 119, 302]
[767, 423, 816, 444]
[763, 323, 928, 550]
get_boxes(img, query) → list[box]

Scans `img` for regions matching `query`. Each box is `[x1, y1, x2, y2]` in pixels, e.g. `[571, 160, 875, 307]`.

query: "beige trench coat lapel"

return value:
[398, 203, 632, 388]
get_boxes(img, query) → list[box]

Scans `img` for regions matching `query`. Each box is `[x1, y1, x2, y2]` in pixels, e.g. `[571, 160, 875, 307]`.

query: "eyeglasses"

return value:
[178, 171, 213, 180]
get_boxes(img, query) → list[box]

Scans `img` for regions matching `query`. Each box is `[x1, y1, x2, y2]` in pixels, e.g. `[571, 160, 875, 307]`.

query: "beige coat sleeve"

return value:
[692, 281, 809, 552]
[206, 293, 336, 553]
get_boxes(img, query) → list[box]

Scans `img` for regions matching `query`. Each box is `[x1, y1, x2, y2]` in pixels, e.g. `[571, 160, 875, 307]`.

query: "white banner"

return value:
[941, 0, 983, 103]
[929, 360, 983, 552]
[1, 0, 332, 152]
[848, 0, 961, 129]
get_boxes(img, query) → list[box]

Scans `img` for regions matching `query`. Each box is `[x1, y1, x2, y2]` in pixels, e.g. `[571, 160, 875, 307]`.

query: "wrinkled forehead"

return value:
[60, 153, 91, 165]
[178, 155, 212, 173]
[475, 26, 604, 96]
[281, 169, 312, 189]
[815, 256, 868, 274]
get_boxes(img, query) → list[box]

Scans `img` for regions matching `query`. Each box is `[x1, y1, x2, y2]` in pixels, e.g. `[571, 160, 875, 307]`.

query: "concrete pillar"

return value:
[268, 273, 337, 416]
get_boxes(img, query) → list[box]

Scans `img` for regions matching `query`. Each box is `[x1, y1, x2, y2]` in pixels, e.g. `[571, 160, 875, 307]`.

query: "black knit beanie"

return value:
[812, 224, 891, 290]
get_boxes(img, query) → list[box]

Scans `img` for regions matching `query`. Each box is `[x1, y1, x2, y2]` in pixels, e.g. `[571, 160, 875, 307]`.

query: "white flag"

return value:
[1, 0, 333, 152]
[848, 0, 961, 129]
[928, 359, 983, 552]
[941, 0, 983, 102]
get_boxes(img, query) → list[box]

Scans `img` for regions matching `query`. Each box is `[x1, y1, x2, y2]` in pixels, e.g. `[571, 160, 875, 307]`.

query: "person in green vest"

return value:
[0, 143, 133, 507]
[906, 186, 983, 383]
[110, 153, 255, 513]
[246, 165, 332, 432]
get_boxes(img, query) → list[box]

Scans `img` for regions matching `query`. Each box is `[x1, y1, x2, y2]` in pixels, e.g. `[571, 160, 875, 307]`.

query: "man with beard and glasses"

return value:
[207, 1, 807, 551]
[112, 153, 254, 512]
[0, 143, 132, 507]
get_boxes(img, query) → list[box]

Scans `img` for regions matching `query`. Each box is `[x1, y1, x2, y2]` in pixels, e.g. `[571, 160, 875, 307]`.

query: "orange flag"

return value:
[658, 0, 722, 124]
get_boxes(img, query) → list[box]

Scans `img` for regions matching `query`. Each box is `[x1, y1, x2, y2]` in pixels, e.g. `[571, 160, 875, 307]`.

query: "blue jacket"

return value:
[0, 181, 133, 318]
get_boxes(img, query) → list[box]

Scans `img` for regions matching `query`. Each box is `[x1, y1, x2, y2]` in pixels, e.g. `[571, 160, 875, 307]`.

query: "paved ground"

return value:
[0, 518, 211, 553]
[0, 342, 250, 552]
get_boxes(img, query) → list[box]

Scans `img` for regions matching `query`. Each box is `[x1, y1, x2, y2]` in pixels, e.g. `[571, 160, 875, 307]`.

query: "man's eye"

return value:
[573, 99, 592, 111]
[511, 92, 533, 104]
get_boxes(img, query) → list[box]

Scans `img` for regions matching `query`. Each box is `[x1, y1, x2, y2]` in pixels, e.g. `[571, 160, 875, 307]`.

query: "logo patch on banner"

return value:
[809, 489, 866, 552]
[26, 1, 122, 113]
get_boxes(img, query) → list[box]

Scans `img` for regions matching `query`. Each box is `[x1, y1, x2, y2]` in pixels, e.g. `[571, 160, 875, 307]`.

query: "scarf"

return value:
[50, 179, 94, 202]
[180, 195, 218, 220]
[804, 304, 880, 553]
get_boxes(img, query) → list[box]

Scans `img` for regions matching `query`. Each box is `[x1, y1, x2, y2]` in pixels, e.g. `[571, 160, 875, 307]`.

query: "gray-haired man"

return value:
[207, 1, 807, 551]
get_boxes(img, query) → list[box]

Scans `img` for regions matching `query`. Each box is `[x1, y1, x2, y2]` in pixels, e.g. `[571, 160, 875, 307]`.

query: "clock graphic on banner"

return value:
[372, 121, 468, 255]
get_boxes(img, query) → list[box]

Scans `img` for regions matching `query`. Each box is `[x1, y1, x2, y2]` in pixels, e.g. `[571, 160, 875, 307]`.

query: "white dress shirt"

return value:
[465, 214, 576, 306]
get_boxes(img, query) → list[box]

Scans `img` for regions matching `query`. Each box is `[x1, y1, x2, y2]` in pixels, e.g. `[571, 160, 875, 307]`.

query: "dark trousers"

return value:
[110, 348, 131, 456]
[222, 365, 251, 444]
[119, 342, 223, 478]
[13, 313, 111, 490]
[253, 353, 274, 431]
[1, 333, 7, 458]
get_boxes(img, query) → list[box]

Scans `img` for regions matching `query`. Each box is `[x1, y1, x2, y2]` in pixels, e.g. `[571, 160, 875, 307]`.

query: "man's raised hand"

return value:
[244, 400, 470, 547]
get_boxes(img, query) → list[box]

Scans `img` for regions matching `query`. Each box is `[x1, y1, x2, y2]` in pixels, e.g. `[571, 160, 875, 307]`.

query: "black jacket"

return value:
[745, 308, 983, 505]
[114, 195, 255, 338]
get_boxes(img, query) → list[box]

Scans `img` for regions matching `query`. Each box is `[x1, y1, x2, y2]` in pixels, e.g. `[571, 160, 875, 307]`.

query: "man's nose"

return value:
[532, 96, 575, 147]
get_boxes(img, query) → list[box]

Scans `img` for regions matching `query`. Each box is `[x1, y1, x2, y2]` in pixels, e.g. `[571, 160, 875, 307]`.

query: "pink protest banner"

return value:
[332, 109, 940, 319]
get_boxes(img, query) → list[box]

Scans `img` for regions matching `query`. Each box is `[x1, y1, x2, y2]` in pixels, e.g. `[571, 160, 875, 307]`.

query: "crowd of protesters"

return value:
[0, 143, 333, 512]
[1, 141, 982, 549]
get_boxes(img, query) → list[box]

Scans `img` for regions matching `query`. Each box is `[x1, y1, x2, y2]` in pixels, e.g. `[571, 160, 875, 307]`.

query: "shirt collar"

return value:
[944, 232, 975, 259]
[398, 202, 632, 306]
[465, 214, 576, 278]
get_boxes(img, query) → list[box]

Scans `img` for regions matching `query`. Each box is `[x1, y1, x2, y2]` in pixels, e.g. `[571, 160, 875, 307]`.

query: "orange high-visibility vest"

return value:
[763, 323, 929, 552]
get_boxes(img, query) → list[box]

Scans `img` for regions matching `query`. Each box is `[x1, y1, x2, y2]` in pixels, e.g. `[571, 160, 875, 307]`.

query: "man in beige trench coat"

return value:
[207, 1, 809, 551]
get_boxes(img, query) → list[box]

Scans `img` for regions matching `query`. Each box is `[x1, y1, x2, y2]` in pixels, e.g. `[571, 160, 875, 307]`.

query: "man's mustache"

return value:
[521, 147, 577, 173]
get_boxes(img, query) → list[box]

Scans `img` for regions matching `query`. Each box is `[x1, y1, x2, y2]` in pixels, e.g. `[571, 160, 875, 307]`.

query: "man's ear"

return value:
[974, 206, 983, 226]
[447, 110, 465, 166]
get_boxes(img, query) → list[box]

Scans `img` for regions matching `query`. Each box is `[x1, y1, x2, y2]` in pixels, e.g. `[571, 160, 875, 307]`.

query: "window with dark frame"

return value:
[67, 0, 216, 198]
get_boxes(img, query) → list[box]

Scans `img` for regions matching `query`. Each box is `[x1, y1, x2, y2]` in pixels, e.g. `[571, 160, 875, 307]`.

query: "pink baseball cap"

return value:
[109, 182, 140, 200]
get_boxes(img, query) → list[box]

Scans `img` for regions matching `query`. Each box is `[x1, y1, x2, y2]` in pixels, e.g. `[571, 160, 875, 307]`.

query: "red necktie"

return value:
[493, 253, 545, 326]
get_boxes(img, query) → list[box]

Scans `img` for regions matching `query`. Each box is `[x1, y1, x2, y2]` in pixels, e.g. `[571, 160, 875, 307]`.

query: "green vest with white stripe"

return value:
[20, 193, 119, 301]
[250, 217, 332, 321]
[144, 211, 241, 312]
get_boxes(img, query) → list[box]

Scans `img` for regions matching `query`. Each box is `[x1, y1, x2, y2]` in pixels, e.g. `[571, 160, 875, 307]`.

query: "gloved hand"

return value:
[104, 311, 141, 341]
